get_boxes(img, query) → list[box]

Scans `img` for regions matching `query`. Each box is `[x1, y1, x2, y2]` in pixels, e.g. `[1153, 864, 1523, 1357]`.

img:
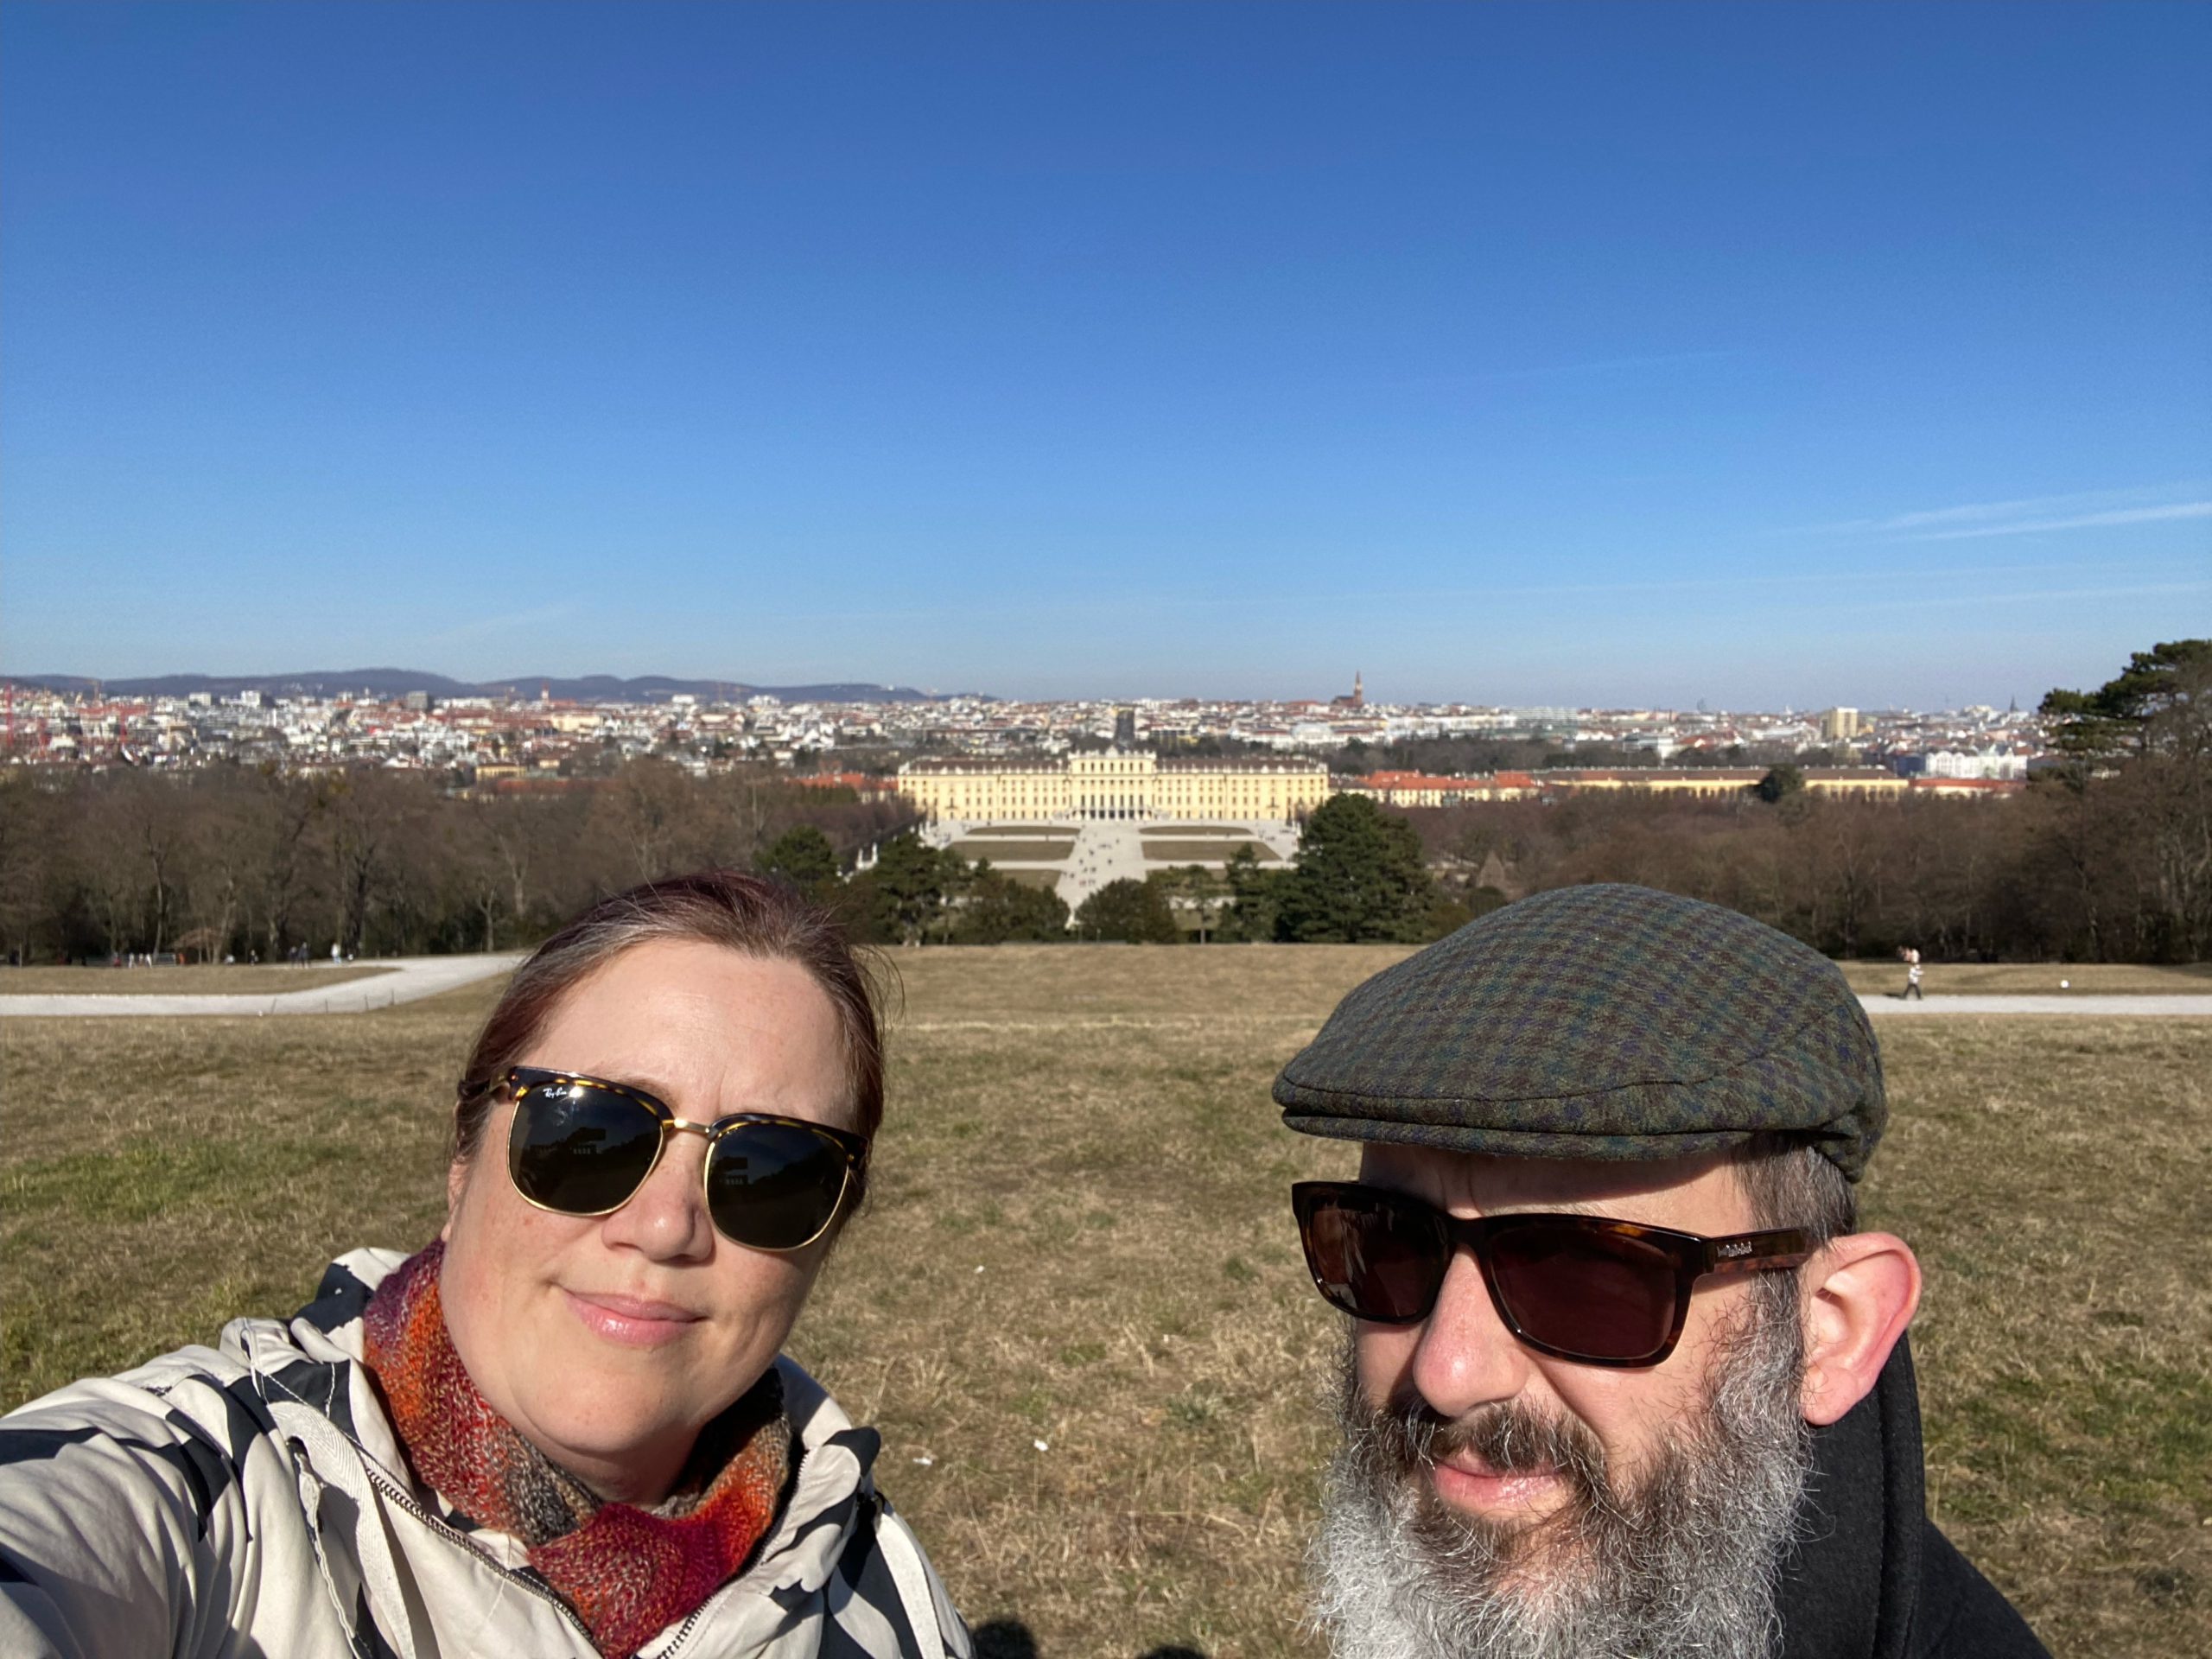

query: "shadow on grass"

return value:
[975, 1618, 1206, 1659]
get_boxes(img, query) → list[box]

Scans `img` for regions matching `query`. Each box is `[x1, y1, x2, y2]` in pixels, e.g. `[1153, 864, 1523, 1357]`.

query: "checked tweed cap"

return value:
[1274, 883, 1885, 1179]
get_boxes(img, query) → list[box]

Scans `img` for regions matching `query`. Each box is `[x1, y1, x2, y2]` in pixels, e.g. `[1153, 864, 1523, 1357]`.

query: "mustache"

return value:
[1344, 1380, 1617, 1514]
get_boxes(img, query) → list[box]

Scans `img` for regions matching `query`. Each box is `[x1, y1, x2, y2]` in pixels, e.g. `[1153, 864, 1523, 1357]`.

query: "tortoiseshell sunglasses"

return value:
[464, 1066, 867, 1252]
[1293, 1180, 1811, 1368]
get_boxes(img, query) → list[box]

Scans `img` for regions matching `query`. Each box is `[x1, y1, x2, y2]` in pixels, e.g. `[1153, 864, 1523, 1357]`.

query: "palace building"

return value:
[896, 748, 1332, 823]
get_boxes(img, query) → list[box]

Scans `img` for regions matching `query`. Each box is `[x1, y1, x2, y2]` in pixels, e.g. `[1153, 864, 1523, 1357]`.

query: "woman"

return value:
[0, 871, 969, 1659]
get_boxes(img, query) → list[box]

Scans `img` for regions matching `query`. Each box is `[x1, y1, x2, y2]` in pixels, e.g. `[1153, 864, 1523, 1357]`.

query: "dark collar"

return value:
[1778, 1333, 1925, 1659]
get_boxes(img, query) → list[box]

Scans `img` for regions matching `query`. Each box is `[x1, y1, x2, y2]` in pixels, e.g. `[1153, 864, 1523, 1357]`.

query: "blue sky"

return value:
[4, 1, 2206, 709]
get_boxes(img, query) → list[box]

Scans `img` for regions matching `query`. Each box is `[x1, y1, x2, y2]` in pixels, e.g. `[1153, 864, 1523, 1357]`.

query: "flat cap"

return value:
[1274, 884, 1885, 1179]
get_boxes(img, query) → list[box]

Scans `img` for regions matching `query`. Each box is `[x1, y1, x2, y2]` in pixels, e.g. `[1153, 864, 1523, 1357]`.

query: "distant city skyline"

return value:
[4, 664, 2052, 787]
[5, 3, 2207, 709]
[0, 661, 2088, 716]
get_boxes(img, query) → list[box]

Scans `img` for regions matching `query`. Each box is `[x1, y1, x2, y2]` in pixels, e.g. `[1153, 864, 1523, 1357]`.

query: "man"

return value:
[1274, 884, 2045, 1659]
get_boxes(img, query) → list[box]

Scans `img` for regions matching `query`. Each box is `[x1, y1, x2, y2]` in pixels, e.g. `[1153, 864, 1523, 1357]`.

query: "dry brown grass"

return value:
[3, 945, 2205, 1657]
[0, 963, 397, 995]
[1859, 1018, 2212, 1656]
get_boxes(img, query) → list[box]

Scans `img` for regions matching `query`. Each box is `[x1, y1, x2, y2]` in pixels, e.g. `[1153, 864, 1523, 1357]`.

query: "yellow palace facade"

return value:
[897, 750, 1332, 823]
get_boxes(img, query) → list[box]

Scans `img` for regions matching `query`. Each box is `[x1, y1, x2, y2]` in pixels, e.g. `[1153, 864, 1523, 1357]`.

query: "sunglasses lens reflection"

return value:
[1487, 1220, 1680, 1363]
[705, 1123, 850, 1250]
[508, 1082, 663, 1215]
[1299, 1188, 1446, 1323]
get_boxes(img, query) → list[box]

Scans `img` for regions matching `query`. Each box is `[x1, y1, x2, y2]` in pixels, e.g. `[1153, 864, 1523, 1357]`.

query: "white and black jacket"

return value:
[0, 1249, 970, 1659]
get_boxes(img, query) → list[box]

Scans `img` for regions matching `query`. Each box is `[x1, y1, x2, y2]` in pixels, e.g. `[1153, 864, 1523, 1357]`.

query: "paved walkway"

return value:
[3, 959, 2202, 1020]
[0, 953, 524, 1018]
[1858, 993, 2212, 1017]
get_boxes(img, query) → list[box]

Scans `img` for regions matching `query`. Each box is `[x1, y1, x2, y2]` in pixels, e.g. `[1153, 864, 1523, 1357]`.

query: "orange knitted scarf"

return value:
[363, 1243, 791, 1656]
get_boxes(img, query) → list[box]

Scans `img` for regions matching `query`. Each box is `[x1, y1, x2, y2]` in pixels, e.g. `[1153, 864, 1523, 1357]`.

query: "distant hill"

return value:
[2, 669, 982, 704]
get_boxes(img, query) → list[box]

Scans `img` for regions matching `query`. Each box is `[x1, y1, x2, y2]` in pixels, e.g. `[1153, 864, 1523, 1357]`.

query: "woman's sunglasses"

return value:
[1291, 1180, 1811, 1368]
[473, 1066, 868, 1253]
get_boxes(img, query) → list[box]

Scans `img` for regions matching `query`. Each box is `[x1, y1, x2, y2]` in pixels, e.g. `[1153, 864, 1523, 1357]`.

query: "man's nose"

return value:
[1402, 1249, 1535, 1420]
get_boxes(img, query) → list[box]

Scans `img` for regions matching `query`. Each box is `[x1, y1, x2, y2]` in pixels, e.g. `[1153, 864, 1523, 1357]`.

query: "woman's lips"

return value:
[563, 1289, 703, 1347]
[1430, 1452, 1566, 1515]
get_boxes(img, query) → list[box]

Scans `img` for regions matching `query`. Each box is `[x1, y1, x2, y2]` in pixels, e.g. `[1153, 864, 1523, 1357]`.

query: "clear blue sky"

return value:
[4, 2, 2206, 709]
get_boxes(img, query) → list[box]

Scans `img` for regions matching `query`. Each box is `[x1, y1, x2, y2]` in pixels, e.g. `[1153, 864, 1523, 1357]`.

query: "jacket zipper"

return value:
[349, 1448, 603, 1647]
[650, 1498, 864, 1657]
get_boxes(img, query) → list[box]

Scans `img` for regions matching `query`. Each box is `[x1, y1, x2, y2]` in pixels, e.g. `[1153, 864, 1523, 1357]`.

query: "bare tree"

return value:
[587, 759, 709, 884]
[0, 774, 62, 962]
[245, 770, 323, 960]
[181, 779, 255, 958]
[319, 769, 434, 955]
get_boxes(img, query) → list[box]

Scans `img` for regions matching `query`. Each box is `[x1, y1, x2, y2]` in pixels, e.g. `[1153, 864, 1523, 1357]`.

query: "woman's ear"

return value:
[442, 1157, 469, 1243]
[1799, 1231, 1921, 1426]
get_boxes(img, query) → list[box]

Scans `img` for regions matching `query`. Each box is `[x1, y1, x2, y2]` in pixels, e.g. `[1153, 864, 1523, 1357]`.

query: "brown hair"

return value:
[455, 869, 887, 1208]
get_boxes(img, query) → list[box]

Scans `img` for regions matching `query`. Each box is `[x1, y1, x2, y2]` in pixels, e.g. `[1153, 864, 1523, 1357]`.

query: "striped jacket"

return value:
[0, 1248, 969, 1659]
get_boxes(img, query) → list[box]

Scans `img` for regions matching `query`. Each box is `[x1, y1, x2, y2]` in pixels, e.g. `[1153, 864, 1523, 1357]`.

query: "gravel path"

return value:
[3, 957, 2204, 1020]
[0, 953, 525, 1017]
[1858, 993, 2212, 1017]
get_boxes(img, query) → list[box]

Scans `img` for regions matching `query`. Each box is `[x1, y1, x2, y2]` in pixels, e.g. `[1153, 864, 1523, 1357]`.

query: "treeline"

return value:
[1410, 641, 2210, 963]
[0, 760, 1461, 961]
[0, 761, 918, 963]
[4, 642, 2202, 966]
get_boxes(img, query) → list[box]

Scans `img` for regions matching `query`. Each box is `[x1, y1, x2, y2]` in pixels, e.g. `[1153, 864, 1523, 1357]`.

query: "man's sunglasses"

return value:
[467, 1066, 868, 1253]
[1291, 1181, 1811, 1368]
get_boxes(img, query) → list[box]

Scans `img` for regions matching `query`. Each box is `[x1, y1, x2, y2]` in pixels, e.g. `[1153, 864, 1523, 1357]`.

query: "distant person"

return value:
[330, 939, 342, 964]
[1276, 885, 2046, 1657]
[2, 871, 969, 1659]
[1903, 944, 1925, 1001]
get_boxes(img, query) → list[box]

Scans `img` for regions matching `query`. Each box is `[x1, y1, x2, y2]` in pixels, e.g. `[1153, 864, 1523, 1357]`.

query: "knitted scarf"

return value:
[361, 1243, 791, 1656]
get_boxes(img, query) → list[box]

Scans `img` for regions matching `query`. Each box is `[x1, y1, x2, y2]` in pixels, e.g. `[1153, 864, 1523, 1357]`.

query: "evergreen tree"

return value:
[2041, 639, 2211, 764]
[1075, 877, 1179, 943]
[1755, 765, 1805, 804]
[1217, 844, 1287, 942]
[1275, 794, 1436, 943]
[2039, 639, 2212, 958]
[955, 867, 1071, 943]
[758, 825, 839, 900]
[850, 832, 959, 945]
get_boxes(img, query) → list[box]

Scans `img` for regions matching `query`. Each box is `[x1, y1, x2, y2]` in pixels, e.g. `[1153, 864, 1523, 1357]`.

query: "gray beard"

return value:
[1310, 1284, 1811, 1659]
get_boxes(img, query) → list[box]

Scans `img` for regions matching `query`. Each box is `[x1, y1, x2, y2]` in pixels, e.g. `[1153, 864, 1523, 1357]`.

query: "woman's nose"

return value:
[600, 1129, 716, 1262]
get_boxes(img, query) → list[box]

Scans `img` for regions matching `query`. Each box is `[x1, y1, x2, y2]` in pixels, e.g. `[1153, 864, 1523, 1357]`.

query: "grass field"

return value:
[950, 841, 1079, 863]
[1141, 840, 1281, 863]
[3, 946, 2206, 1656]
[0, 963, 396, 995]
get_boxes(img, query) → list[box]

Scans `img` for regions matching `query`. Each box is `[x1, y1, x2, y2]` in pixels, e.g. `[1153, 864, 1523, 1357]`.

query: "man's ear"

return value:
[1799, 1231, 1921, 1426]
